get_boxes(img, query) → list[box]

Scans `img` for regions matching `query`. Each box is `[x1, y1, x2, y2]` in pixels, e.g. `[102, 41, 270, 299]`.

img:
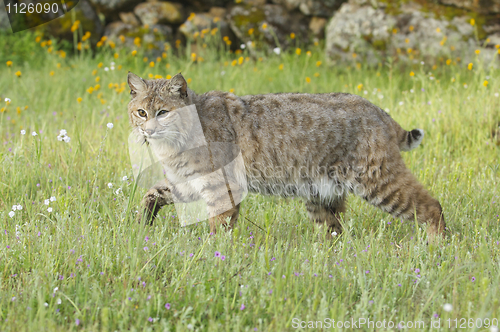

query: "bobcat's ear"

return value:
[127, 72, 147, 95]
[166, 73, 188, 98]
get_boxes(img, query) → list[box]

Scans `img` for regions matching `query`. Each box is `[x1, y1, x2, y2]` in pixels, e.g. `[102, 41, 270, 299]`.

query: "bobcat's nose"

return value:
[145, 129, 154, 136]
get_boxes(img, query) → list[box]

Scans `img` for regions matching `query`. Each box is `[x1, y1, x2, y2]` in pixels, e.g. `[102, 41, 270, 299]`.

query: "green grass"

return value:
[0, 30, 499, 331]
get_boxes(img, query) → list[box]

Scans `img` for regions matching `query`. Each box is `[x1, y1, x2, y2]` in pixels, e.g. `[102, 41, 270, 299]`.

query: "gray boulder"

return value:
[228, 4, 309, 50]
[438, 0, 500, 14]
[134, 1, 185, 26]
[271, 0, 347, 17]
[326, 0, 498, 65]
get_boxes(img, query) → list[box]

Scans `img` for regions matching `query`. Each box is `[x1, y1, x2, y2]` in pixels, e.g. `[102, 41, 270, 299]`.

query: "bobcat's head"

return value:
[127, 72, 193, 148]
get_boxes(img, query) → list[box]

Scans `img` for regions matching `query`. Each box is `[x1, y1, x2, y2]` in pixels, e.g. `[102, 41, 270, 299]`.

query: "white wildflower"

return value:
[240, 43, 246, 49]
[44, 199, 50, 205]
[122, 176, 128, 181]
[53, 287, 59, 293]
[8, 211, 15, 218]
[16, 205, 22, 210]
[399, 101, 404, 106]
[47, 207, 53, 213]
[108, 183, 113, 188]
[20, 130, 26, 135]
[50, 196, 56, 202]
[44, 302, 48, 307]
[104, 67, 109, 71]
[59, 129, 67, 136]
[63, 136, 71, 143]
[495, 93, 499, 97]
[32, 131, 37, 136]
[273, 47, 281, 55]
[56, 298, 62, 305]
[5, 98, 11, 103]
[57, 135, 63, 141]
[12, 205, 17, 211]
[331, 231, 337, 236]
[443, 303, 452, 312]
[115, 188, 122, 194]
[107, 123, 113, 129]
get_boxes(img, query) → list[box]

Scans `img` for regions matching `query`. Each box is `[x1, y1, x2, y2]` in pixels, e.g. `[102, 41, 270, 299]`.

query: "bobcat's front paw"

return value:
[137, 186, 174, 225]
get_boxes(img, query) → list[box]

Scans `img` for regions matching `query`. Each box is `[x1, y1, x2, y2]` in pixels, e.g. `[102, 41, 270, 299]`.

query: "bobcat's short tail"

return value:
[399, 128, 424, 151]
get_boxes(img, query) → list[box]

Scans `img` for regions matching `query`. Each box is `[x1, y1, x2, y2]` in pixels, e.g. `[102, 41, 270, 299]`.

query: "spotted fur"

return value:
[128, 72, 445, 238]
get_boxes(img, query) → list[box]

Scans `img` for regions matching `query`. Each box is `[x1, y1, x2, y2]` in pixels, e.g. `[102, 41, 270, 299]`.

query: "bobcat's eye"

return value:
[138, 109, 147, 118]
[158, 110, 168, 116]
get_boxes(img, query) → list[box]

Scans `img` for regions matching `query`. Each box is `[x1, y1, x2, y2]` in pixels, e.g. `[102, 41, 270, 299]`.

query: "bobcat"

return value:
[127, 72, 445, 238]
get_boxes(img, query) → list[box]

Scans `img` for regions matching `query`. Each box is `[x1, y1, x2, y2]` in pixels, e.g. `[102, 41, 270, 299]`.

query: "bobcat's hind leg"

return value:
[306, 196, 346, 238]
[137, 180, 174, 225]
[208, 203, 240, 234]
[360, 159, 446, 239]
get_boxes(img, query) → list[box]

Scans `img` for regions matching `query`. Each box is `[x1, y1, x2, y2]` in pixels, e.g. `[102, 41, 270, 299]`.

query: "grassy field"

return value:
[0, 29, 500, 331]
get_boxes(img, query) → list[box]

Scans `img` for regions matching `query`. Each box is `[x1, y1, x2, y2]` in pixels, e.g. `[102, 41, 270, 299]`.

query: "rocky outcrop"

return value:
[438, 0, 500, 14]
[178, 8, 236, 45]
[178, 0, 234, 12]
[271, 0, 347, 17]
[21, 0, 104, 43]
[326, 0, 499, 65]
[134, 1, 185, 26]
[89, 0, 142, 16]
[104, 22, 173, 51]
[227, 4, 309, 50]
